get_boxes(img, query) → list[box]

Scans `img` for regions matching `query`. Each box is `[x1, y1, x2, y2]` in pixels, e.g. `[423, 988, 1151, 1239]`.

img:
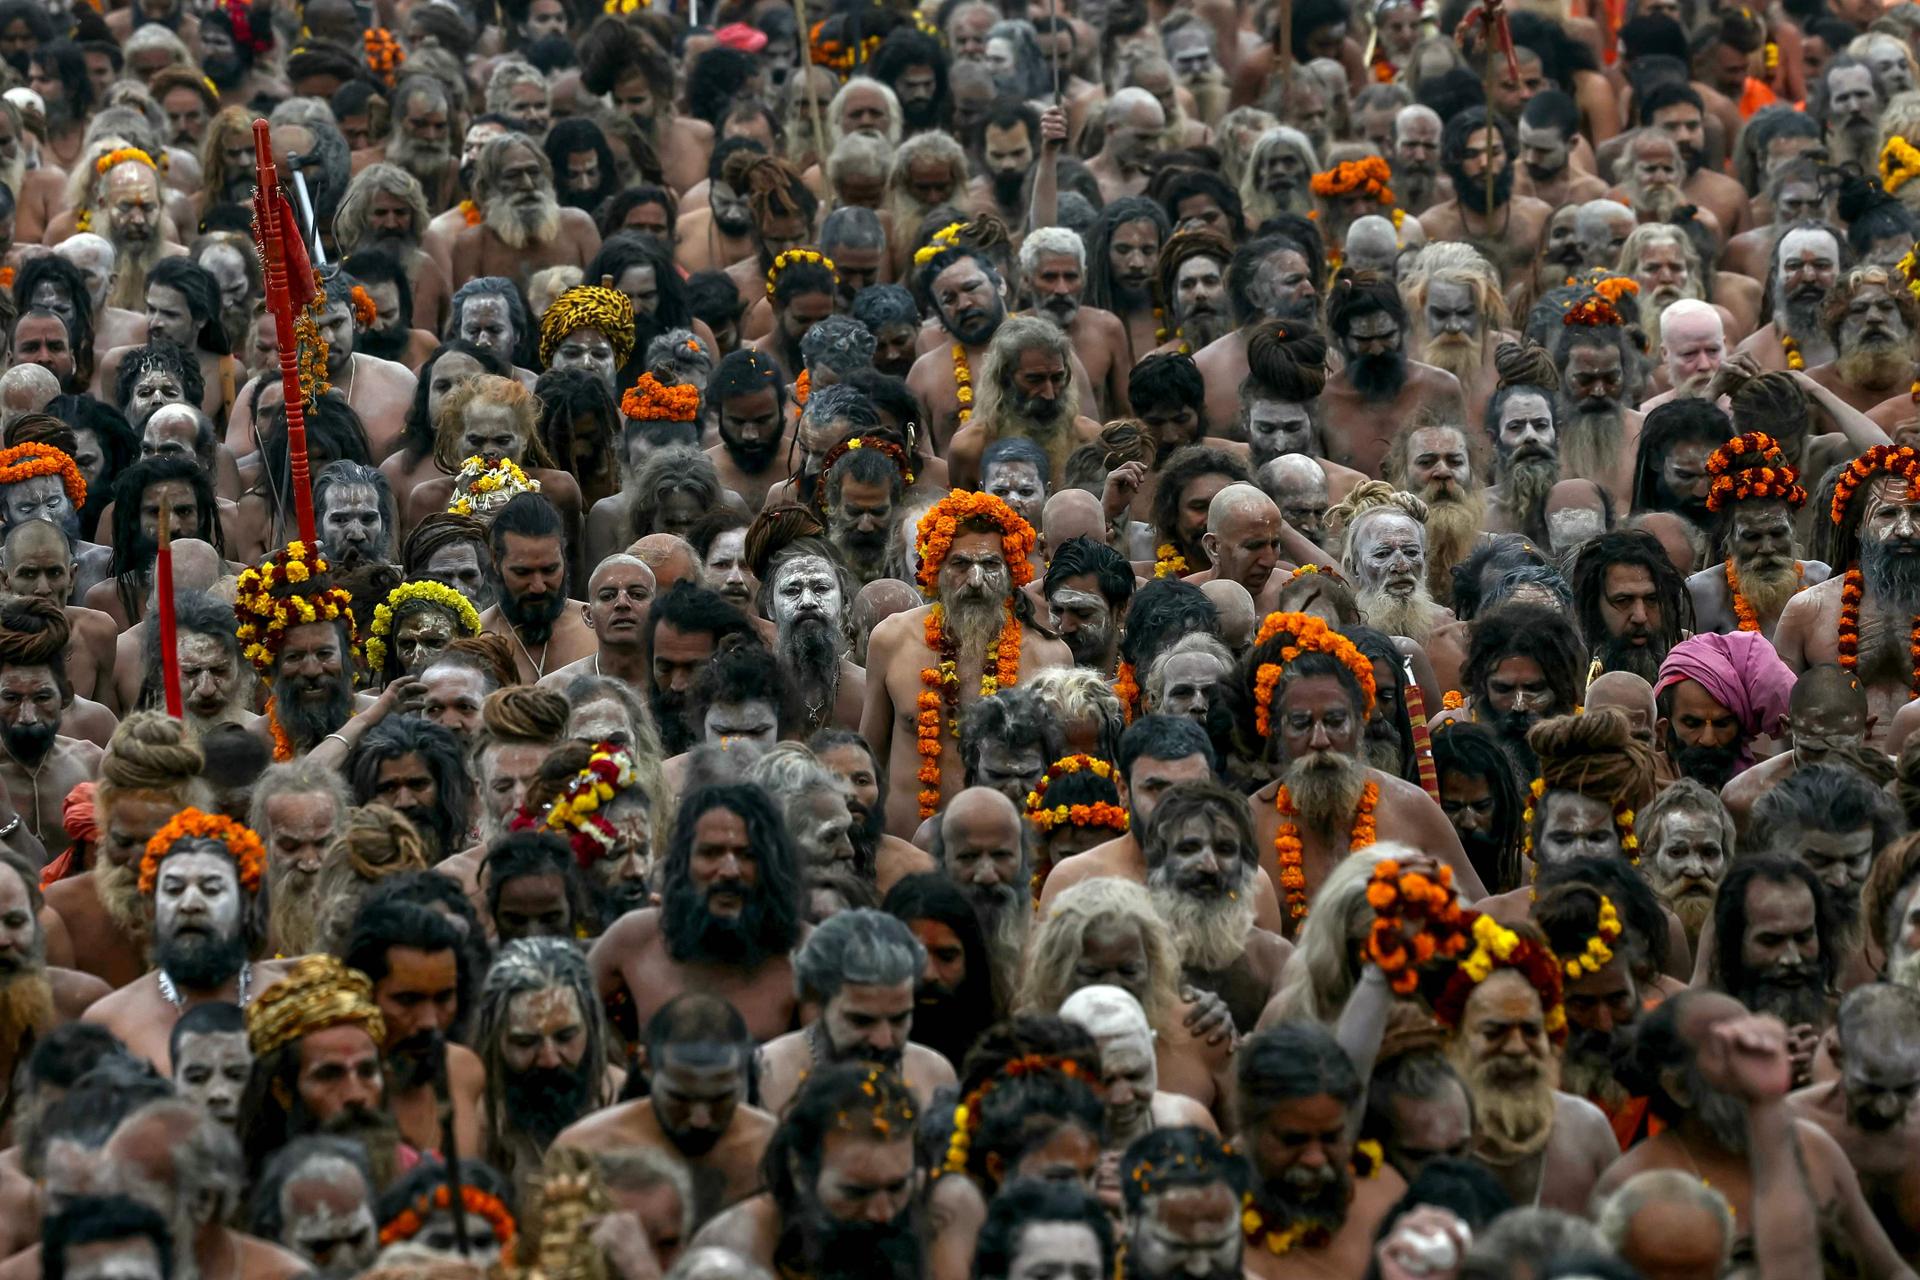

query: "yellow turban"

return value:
[538, 285, 634, 369]
[246, 954, 387, 1058]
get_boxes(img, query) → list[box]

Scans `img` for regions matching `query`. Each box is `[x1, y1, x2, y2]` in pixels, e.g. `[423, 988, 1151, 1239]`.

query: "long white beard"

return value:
[1355, 582, 1448, 643]
[1148, 882, 1255, 972]
[1560, 405, 1625, 486]
[485, 191, 562, 249]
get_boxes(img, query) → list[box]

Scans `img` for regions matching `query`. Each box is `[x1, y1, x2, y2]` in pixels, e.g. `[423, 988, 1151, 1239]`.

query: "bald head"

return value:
[1200, 578, 1257, 651]
[1206, 482, 1277, 534]
[0, 364, 59, 421]
[1060, 983, 1154, 1042]
[1344, 216, 1401, 273]
[1043, 488, 1106, 553]
[1260, 454, 1328, 504]
[170, 538, 224, 591]
[589, 553, 655, 593]
[1575, 199, 1635, 269]
[1107, 87, 1166, 133]
[852, 577, 923, 664]
[631, 534, 699, 591]
[1586, 670, 1657, 747]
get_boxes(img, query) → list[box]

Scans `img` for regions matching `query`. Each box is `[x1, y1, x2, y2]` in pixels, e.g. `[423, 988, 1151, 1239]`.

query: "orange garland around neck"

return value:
[1274, 780, 1379, 924]
[1836, 565, 1920, 689]
[917, 603, 1023, 817]
[264, 695, 295, 762]
[1724, 558, 1802, 633]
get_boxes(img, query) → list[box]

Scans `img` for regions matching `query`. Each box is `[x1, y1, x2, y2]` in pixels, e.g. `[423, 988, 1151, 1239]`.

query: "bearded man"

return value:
[907, 248, 1028, 452]
[1706, 857, 1840, 1085]
[233, 543, 366, 758]
[250, 761, 349, 959]
[1319, 274, 1466, 480]
[1551, 294, 1645, 511]
[820, 423, 909, 589]
[379, 76, 459, 210]
[81, 805, 283, 1074]
[1434, 915, 1620, 1210]
[1687, 432, 1827, 636]
[1615, 131, 1692, 229]
[589, 785, 809, 1043]
[0, 520, 112, 705]
[1532, 879, 1654, 1144]
[1234, 1022, 1408, 1278]
[1734, 222, 1843, 372]
[1147, 228, 1234, 364]
[1417, 107, 1551, 283]
[1640, 778, 1735, 948]
[879, 870, 999, 1065]
[1777, 445, 1920, 741]
[1142, 782, 1290, 1032]
[1751, 765, 1898, 992]
[1244, 613, 1483, 939]
[1338, 489, 1452, 646]
[1020, 226, 1131, 419]
[1381, 418, 1484, 606]
[1806, 265, 1920, 413]
[347, 717, 470, 866]
[1815, 55, 1885, 176]
[0, 848, 109, 1092]
[1618, 224, 1745, 361]
[449, 132, 600, 294]
[758, 909, 955, 1115]
[640, 583, 756, 757]
[1401, 242, 1509, 419]
[95, 151, 180, 313]
[312, 460, 393, 575]
[1482, 363, 1562, 545]
[763, 544, 864, 735]
[1390, 104, 1449, 216]
[333, 165, 447, 335]
[705, 350, 791, 512]
[479, 493, 596, 683]
[1460, 601, 1587, 777]
[473, 938, 615, 1183]
[578, 19, 713, 195]
[1568, 528, 1689, 684]
[0, 599, 100, 863]
[862, 490, 1072, 835]
[1642, 300, 1728, 411]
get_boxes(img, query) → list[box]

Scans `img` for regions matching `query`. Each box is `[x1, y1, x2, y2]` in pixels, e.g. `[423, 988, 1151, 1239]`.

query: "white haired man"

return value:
[1020, 226, 1130, 419]
[1641, 299, 1728, 412]
[946, 315, 1103, 488]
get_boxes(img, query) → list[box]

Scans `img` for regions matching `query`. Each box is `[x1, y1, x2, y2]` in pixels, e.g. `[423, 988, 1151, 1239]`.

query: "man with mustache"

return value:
[0, 848, 108, 1095]
[1111, 1127, 1247, 1280]
[0, 599, 99, 865]
[1148, 229, 1234, 364]
[927, 787, 1032, 1004]
[820, 427, 910, 590]
[347, 717, 471, 866]
[1722, 664, 1869, 839]
[1418, 107, 1551, 284]
[1618, 225, 1746, 372]
[705, 350, 792, 512]
[556, 993, 774, 1225]
[472, 938, 615, 1184]
[0, 519, 112, 713]
[1086, 198, 1173, 370]
[250, 760, 348, 958]
[751, 249, 837, 384]
[589, 784, 809, 1043]
[1234, 1022, 1408, 1278]
[1641, 300, 1729, 413]
[1402, 243, 1510, 420]
[1381, 419, 1485, 606]
[1627, 399, 1734, 531]
[81, 804, 284, 1075]
[333, 165, 452, 336]
[763, 545, 863, 735]
[342, 898, 485, 1158]
[1246, 613, 1484, 939]
[1143, 782, 1291, 1031]
[969, 97, 1038, 222]
[1814, 55, 1885, 177]
[1735, 223, 1844, 374]
[1088, 88, 1165, 205]
[311, 460, 393, 576]
[759, 908, 955, 1115]
[1319, 274, 1465, 480]
[1805, 265, 1920, 413]
[1789, 983, 1920, 1254]
[641, 583, 755, 757]
[1514, 90, 1607, 208]
[1552, 291, 1646, 506]
[1533, 879, 1654, 1144]
[691, 1064, 922, 1278]
[577, 19, 713, 196]
[1195, 234, 1321, 432]
[450, 133, 600, 295]
[236, 955, 395, 1183]
[1021, 227, 1130, 420]
[1571, 526, 1687, 683]
[1707, 857, 1840, 1089]
[376, 76, 459, 210]
[1460, 601, 1586, 778]
[1044, 535, 1133, 674]
[1636, 83, 1753, 239]
[1482, 360, 1562, 546]
[1640, 779, 1735, 950]
[1435, 916, 1620, 1211]
[1431, 720, 1529, 900]
[1653, 629, 1795, 790]
[907, 247, 1023, 452]
[231, 542, 379, 759]
[879, 870, 998, 1066]
[1390, 104, 1449, 217]
[1751, 764, 1898, 992]
[477, 493, 595, 683]
[1777, 446, 1920, 741]
[1339, 489, 1454, 646]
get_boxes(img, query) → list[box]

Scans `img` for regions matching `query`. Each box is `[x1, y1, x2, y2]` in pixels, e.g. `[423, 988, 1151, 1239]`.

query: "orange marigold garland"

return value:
[1274, 782, 1378, 923]
[139, 807, 266, 896]
[1725, 558, 1803, 633]
[1704, 432, 1806, 514]
[917, 603, 1024, 818]
[913, 490, 1037, 597]
[363, 27, 405, 85]
[379, 1183, 516, 1256]
[94, 146, 156, 176]
[262, 694, 296, 763]
[1309, 156, 1395, 206]
[1832, 446, 1920, 685]
[793, 368, 811, 407]
[621, 373, 701, 422]
[1363, 859, 1472, 994]
[458, 199, 481, 226]
[0, 443, 86, 508]
[347, 284, 377, 329]
[1113, 661, 1139, 722]
[943, 1054, 1095, 1176]
[1024, 755, 1127, 833]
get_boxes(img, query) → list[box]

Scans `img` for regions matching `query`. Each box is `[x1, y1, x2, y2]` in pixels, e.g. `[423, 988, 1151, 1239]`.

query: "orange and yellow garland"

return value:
[363, 28, 405, 84]
[621, 373, 701, 422]
[952, 344, 974, 424]
[793, 368, 810, 407]
[1704, 431, 1806, 514]
[94, 146, 155, 176]
[1781, 334, 1805, 370]
[1363, 858, 1471, 994]
[139, 807, 266, 896]
[1153, 543, 1188, 578]
[348, 284, 376, 329]
[1113, 661, 1139, 722]
[1309, 155, 1395, 205]
[1833, 446, 1920, 685]
[458, 199, 481, 226]
[379, 1183, 515, 1257]
[1024, 755, 1128, 834]
[1724, 558, 1802, 633]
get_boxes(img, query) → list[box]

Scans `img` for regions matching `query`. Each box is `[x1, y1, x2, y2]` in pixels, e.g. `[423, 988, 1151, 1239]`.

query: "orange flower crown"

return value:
[0, 442, 85, 508]
[348, 284, 377, 329]
[1251, 612, 1377, 736]
[379, 1183, 516, 1256]
[807, 18, 884, 75]
[1706, 432, 1806, 513]
[914, 490, 1037, 597]
[95, 146, 156, 176]
[1832, 445, 1920, 528]
[816, 434, 915, 500]
[1023, 754, 1126, 834]
[138, 807, 266, 897]
[1562, 294, 1624, 329]
[621, 372, 702, 422]
[1364, 859, 1472, 995]
[1310, 156, 1394, 205]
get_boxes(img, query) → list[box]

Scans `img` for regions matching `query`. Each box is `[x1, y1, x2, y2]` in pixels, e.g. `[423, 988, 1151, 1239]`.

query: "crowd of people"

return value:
[0, 0, 1912, 1274]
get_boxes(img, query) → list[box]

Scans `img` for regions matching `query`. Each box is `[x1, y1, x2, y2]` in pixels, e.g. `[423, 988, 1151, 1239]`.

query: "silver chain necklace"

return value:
[158, 960, 253, 1010]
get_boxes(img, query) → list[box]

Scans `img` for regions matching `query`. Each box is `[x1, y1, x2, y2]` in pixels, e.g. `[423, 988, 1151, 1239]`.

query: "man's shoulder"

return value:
[554, 1097, 652, 1149]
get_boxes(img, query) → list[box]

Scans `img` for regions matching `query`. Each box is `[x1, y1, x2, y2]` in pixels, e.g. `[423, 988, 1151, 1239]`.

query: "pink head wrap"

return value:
[1653, 631, 1795, 774]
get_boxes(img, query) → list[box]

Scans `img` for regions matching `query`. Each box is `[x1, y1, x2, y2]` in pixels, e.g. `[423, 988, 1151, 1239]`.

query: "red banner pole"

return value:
[251, 119, 317, 547]
[155, 501, 182, 718]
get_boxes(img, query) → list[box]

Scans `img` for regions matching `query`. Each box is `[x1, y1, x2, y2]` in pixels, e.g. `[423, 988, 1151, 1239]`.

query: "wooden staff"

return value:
[1278, 0, 1294, 118]
[792, 0, 828, 172]
[156, 502, 181, 718]
[250, 120, 318, 547]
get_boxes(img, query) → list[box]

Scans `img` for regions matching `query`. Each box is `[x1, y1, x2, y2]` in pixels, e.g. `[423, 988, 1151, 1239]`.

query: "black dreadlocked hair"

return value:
[1431, 719, 1527, 894]
[1567, 529, 1692, 656]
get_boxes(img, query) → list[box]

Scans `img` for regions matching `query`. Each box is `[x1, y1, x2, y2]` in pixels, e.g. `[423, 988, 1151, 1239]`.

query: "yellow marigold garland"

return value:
[365, 580, 482, 675]
[1781, 334, 1805, 370]
[765, 248, 838, 300]
[446, 455, 540, 518]
[1434, 912, 1568, 1040]
[233, 541, 358, 673]
[621, 372, 702, 421]
[95, 146, 156, 176]
[1563, 895, 1623, 979]
[1883, 136, 1920, 196]
[914, 222, 966, 267]
[1153, 543, 1187, 578]
[952, 343, 974, 424]
[1024, 755, 1127, 834]
[0, 443, 85, 508]
[139, 807, 266, 896]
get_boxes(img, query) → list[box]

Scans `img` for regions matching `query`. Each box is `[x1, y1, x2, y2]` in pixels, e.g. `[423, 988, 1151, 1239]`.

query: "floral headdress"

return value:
[1432, 913, 1568, 1041]
[365, 580, 482, 675]
[944, 1054, 1098, 1175]
[1705, 431, 1806, 513]
[621, 372, 702, 422]
[765, 248, 838, 300]
[1887, 137, 1920, 197]
[347, 284, 377, 329]
[380, 1183, 516, 1258]
[139, 807, 266, 897]
[914, 222, 966, 267]
[447, 455, 539, 518]
[233, 541, 357, 673]
[1310, 156, 1394, 206]
[808, 17, 884, 78]
[1520, 776, 1641, 863]
[1251, 612, 1377, 737]
[1562, 895, 1622, 980]
[1562, 293, 1624, 328]
[0, 442, 85, 508]
[538, 285, 634, 369]
[815, 434, 915, 507]
[95, 146, 156, 176]
[363, 27, 405, 85]
[1363, 860, 1472, 994]
[914, 490, 1037, 597]
[1831, 445, 1920, 528]
[509, 742, 642, 870]
[1024, 755, 1128, 835]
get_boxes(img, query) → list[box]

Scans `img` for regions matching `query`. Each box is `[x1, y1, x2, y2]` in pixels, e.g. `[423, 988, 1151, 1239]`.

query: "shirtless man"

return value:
[449, 133, 600, 294]
[0, 599, 101, 864]
[541, 555, 656, 689]
[589, 785, 810, 1043]
[906, 248, 1018, 454]
[476, 494, 597, 684]
[554, 993, 776, 1225]
[1022, 226, 1132, 420]
[1776, 454, 1920, 744]
[0, 849, 110, 1091]
[861, 490, 1073, 836]
[0, 521, 114, 709]
[704, 350, 792, 513]
[1805, 266, 1920, 415]
[1722, 664, 1868, 836]
[1317, 275, 1466, 480]
[1180, 484, 1290, 613]
[1417, 108, 1551, 285]
[1687, 433, 1827, 638]
[1734, 223, 1842, 374]
[945, 316, 1103, 490]
[756, 909, 955, 1116]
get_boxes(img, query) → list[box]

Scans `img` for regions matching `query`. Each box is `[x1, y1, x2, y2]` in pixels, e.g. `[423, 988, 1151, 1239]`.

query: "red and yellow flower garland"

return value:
[1432, 913, 1568, 1041]
[509, 741, 641, 869]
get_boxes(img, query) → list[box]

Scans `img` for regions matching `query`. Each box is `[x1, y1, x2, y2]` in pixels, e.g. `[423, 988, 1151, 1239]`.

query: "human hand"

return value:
[1707, 352, 1761, 400]
[1040, 105, 1067, 152]
[1693, 1012, 1793, 1103]
[1375, 1206, 1470, 1280]
[1181, 985, 1235, 1046]
[592, 1211, 662, 1280]
[373, 675, 425, 722]
[1103, 460, 1147, 521]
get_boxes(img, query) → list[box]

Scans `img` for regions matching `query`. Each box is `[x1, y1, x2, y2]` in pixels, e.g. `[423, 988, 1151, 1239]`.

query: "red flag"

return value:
[252, 182, 315, 314]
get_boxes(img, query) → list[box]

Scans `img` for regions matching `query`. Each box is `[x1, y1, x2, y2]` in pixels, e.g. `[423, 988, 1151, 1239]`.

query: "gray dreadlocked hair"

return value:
[800, 315, 877, 378]
[473, 938, 610, 1178]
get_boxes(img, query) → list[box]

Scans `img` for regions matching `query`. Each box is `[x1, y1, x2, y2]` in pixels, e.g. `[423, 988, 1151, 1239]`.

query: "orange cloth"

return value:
[1739, 76, 1778, 118]
[42, 781, 97, 886]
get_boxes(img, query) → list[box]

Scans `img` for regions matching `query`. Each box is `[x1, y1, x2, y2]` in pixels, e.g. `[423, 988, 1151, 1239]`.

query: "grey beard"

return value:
[1728, 551, 1802, 622]
[1147, 876, 1255, 972]
[1862, 537, 1920, 615]
[1454, 1048, 1559, 1161]
[485, 191, 563, 249]
[387, 133, 454, 189]
[1557, 403, 1625, 486]
[1354, 583, 1447, 643]
[1836, 341, 1912, 391]
[1500, 451, 1559, 538]
[1890, 949, 1920, 991]
[1179, 306, 1231, 352]
[1780, 295, 1825, 340]
[267, 861, 325, 955]
[942, 584, 1010, 661]
[1283, 751, 1367, 830]
[779, 616, 841, 708]
[1685, 1060, 1753, 1154]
